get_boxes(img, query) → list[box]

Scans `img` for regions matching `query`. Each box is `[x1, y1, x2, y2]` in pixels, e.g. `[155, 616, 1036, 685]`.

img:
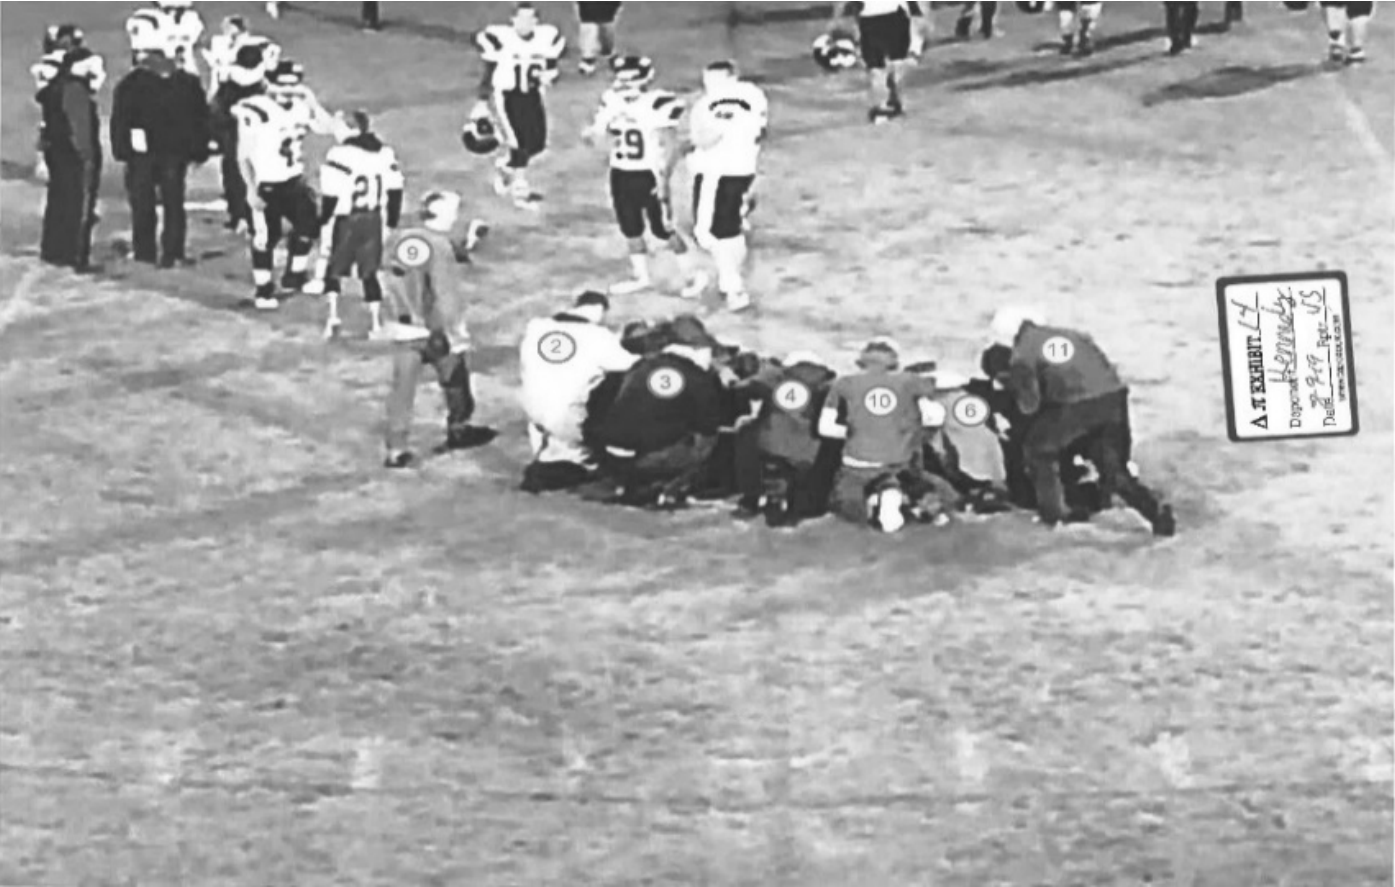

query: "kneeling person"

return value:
[732, 351, 841, 527]
[381, 191, 496, 467]
[519, 290, 639, 492]
[592, 315, 728, 506]
[819, 337, 958, 533]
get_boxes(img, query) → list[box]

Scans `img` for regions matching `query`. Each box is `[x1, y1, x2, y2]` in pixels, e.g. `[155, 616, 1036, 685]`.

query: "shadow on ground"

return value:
[1141, 63, 1325, 106]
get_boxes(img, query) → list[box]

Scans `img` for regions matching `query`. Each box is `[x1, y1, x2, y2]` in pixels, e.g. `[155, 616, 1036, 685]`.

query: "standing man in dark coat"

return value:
[36, 26, 105, 272]
[110, 47, 211, 267]
[990, 307, 1175, 536]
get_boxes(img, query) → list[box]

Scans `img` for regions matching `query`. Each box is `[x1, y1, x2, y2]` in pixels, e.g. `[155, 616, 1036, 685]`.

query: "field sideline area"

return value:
[1, 2, 1393, 885]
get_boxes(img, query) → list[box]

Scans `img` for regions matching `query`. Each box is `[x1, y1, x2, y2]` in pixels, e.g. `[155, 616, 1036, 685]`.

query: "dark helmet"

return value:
[812, 30, 858, 71]
[43, 24, 84, 54]
[461, 115, 500, 155]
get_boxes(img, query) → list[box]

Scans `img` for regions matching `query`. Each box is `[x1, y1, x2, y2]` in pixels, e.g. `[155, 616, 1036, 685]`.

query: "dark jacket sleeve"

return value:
[1007, 349, 1042, 417]
[110, 74, 135, 162]
[687, 372, 726, 436]
[182, 73, 212, 162]
[62, 83, 98, 165]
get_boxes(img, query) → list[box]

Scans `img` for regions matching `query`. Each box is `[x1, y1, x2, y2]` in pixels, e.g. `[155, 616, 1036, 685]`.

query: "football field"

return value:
[1, 2, 1392, 884]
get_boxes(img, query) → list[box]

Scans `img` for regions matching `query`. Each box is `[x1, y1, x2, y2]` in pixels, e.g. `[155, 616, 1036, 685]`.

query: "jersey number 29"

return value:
[612, 129, 645, 162]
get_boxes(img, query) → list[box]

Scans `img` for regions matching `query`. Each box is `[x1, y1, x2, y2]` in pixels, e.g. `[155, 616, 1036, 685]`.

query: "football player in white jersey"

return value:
[127, 1, 205, 76]
[582, 55, 702, 298]
[684, 61, 768, 314]
[205, 15, 279, 89]
[832, 0, 931, 123]
[234, 59, 340, 309]
[311, 111, 405, 339]
[471, 2, 566, 210]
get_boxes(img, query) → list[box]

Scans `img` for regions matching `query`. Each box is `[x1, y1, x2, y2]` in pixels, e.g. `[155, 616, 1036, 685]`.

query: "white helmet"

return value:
[990, 305, 1046, 346]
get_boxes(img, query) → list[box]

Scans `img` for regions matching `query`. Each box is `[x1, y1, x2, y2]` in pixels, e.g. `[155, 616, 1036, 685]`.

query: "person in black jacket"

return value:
[36, 26, 104, 271]
[210, 43, 270, 231]
[110, 47, 210, 267]
[591, 315, 729, 507]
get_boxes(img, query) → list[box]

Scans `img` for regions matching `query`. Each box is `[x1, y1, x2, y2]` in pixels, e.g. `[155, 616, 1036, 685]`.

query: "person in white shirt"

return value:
[127, 1, 205, 77]
[684, 61, 768, 314]
[519, 290, 640, 491]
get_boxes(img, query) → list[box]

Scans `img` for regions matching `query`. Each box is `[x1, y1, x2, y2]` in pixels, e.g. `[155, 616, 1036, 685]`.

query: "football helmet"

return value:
[268, 59, 305, 105]
[461, 116, 500, 155]
[611, 54, 655, 91]
[813, 31, 858, 71]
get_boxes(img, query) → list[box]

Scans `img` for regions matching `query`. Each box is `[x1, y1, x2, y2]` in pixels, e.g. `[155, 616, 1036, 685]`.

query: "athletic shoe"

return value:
[873, 488, 906, 533]
[1329, 43, 1347, 63]
[254, 296, 280, 311]
[384, 450, 416, 469]
[579, 58, 597, 75]
[609, 277, 652, 296]
[1151, 504, 1177, 538]
[1347, 49, 1367, 65]
[513, 192, 544, 211]
[434, 426, 499, 453]
[1060, 35, 1075, 55]
[281, 270, 308, 292]
[1077, 35, 1095, 56]
[732, 497, 763, 521]
[302, 277, 326, 296]
[322, 315, 342, 340]
[680, 271, 710, 300]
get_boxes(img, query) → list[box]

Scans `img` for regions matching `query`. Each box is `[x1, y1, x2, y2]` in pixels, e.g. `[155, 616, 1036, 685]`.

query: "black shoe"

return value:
[280, 270, 308, 292]
[384, 450, 416, 469]
[1168, 39, 1185, 56]
[1060, 35, 1075, 55]
[434, 426, 498, 453]
[732, 497, 763, 521]
[1077, 35, 1094, 57]
[159, 256, 194, 269]
[1151, 504, 1177, 538]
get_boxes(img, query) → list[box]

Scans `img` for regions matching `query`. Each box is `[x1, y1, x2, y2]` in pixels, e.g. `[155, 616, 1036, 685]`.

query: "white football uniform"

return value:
[593, 87, 685, 174]
[320, 142, 404, 216]
[476, 23, 566, 94]
[127, 6, 204, 75]
[688, 79, 769, 178]
[235, 94, 314, 185]
[206, 32, 279, 84]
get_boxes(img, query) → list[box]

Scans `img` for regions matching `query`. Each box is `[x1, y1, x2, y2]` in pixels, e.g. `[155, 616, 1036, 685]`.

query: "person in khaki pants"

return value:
[381, 191, 496, 468]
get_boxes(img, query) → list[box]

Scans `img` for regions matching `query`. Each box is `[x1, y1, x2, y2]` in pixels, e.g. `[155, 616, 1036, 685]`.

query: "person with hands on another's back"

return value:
[990, 306, 1175, 536]
[380, 191, 498, 469]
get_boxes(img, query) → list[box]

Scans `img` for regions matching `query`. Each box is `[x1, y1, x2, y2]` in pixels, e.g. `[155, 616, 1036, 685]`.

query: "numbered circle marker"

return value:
[952, 395, 991, 427]
[774, 380, 811, 411]
[864, 387, 899, 417]
[1043, 336, 1075, 365]
[648, 367, 685, 399]
[538, 331, 577, 365]
[394, 235, 432, 268]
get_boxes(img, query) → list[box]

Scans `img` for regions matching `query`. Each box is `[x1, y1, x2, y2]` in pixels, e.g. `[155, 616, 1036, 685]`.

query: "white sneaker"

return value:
[609, 277, 652, 296]
[873, 488, 906, 533]
[725, 291, 753, 313]
[367, 326, 392, 342]
[254, 297, 280, 311]
[680, 271, 710, 300]
[322, 315, 342, 339]
[266, 2, 280, 19]
[302, 278, 325, 296]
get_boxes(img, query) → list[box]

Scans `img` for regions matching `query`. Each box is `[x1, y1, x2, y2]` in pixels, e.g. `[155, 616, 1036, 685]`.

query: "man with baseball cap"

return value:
[380, 190, 497, 468]
[989, 306, 1175, 535]
[519, 290, 639, 492]
[819, 336, 957, 532]
[590, 314, 729, 506]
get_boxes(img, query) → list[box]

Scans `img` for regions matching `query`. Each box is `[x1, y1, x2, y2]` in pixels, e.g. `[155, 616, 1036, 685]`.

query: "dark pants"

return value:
[1224, 2, 1243, 23]
[125, 155, 189, 263]
[361, 2, 381, 28]
[1164, 2, 1200, 51]
[603, 433, 717, 505]
[220, 144, 247, 227]
[733, 425, 841, 524]
[385, 338, 475, 452]
[521, 459, 594, 494]
[41, 149, 100, 269]
[1022, 390, 1164, 524]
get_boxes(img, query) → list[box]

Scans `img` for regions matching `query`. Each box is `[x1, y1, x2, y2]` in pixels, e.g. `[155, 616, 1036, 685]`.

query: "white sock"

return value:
[367, 301, 382, 328]
[326, 290, 340, 319]
[714, 236, 747, 295]
[628, 253, 651, 282]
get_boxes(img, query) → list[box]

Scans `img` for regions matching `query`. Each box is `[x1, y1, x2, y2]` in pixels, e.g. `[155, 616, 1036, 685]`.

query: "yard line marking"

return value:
[0, 266, 43, 340]
[1331, 79, 1393, 177]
